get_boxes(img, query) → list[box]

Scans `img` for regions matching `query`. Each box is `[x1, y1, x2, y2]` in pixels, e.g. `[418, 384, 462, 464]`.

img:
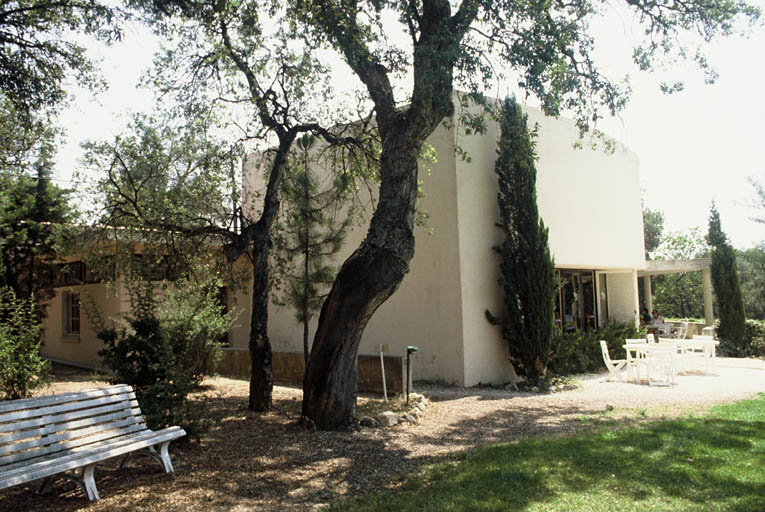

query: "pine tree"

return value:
[490, 97, 556, 384]
[272, 134, 353, 363]
[707, 204, 746, 350]
[0, 144, 76, 309]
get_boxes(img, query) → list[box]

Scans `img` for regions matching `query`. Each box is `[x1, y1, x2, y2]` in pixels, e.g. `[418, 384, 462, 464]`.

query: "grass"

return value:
[330, 394, 765, 511]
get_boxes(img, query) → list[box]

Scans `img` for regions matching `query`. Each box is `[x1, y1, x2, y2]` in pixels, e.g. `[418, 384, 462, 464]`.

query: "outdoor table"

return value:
[623, 342, 679, 385]
[661, 337, 719, 375]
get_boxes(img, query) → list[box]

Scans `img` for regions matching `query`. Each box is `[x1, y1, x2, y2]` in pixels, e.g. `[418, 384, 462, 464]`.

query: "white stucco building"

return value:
[43, 100, 713, 388]
[237, 102, 648, 386]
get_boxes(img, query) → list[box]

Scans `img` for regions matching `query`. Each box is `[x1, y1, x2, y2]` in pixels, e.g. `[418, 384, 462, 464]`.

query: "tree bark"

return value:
[302, 131, 421, 429]
[248, 238, 273, 411]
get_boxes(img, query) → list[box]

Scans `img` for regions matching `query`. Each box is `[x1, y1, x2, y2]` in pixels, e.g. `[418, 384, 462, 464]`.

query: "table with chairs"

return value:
[600, 333, 719, 387]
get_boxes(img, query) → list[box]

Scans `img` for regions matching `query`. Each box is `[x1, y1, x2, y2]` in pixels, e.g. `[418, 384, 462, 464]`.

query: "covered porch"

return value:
[637, 258, 714, 326]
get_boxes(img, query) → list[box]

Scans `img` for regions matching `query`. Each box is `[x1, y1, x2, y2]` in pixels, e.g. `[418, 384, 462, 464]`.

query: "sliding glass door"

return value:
[556, 270, 597, 332]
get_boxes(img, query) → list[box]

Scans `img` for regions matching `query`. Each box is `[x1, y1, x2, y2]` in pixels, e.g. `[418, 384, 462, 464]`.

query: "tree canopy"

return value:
[0, 0, 120, 116]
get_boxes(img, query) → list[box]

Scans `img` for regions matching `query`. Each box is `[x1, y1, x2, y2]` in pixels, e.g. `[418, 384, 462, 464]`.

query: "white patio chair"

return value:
[671, 322, 689, 340]
[624, 339, 648, 381]
[600, 340, 627, 382]
[645, 344, 678, 386]
[656, 322, 672, 336]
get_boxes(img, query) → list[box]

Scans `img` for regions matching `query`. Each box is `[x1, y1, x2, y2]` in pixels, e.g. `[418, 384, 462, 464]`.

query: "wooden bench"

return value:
[0, 384, 186, 500]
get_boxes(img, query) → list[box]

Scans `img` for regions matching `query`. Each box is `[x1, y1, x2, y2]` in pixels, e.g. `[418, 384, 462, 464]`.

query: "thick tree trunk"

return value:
[248, 239, 274, 411]
[302, 133, 420, 429]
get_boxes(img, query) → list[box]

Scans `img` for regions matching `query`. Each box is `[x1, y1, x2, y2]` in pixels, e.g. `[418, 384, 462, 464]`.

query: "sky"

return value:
[54, 5, 765, 250]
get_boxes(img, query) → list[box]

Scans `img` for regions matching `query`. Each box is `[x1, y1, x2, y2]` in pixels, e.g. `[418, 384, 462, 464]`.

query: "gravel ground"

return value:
[1, 359, 763, 512]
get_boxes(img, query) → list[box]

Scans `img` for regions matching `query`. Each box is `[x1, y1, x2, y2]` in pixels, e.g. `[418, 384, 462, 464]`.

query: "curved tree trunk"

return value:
[302, 134, 420, 429]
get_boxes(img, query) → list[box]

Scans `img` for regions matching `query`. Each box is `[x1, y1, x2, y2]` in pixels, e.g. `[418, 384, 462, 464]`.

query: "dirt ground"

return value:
[1, 359, 763, 512]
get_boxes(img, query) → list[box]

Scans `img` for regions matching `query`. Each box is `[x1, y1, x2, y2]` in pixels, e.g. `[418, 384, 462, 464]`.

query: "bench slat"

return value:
[0, 391, 137, 425]
[0, 423, 150, 474]
[0, 400, 141, 443]
[0, 385, 132, 414]
[0, 420, 148, 468]
[0, 427, 185, 490]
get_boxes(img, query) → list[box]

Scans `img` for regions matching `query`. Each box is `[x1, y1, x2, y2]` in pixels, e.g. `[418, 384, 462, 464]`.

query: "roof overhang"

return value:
[637, 258, 711, 277]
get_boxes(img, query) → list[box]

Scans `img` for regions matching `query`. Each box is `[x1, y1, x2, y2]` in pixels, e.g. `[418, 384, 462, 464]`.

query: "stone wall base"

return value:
[217, 349, 406, 395]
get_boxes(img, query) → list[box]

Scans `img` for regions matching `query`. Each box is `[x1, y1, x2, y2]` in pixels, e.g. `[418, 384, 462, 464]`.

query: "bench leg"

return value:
[39, 465, 100, 501]
[153, 442, 175, 473]
[38, 476, 55, 495]
[121, 442, 175, 473]
[82, 464, 100, 501]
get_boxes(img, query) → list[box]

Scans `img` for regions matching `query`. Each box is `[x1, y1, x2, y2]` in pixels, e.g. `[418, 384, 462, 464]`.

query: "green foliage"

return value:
[717, 319, 765, 358]
[0, 288, 50, 400]
[642, 205, 664, 259]
[490, 97, 556, 384]
[738, 244, 765, 320]
[708, 204, 746, 348]
[329, 395, 765, 511]
[96, 272, 235, 439]
[650, 227, 709, 319]
[547, 322, 642, 377]
[0, 147, 76, 310]
[272, 133, 354, 362]
[0, 0, 120, 116]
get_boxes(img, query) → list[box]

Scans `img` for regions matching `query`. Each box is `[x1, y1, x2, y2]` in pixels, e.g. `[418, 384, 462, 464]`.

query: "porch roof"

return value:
[637, 258, 711, 277]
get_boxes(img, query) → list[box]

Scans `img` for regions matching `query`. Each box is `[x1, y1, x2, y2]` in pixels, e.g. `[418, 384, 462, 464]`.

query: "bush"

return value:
[718, 319, 765, 358]
[547, 322, 642, 377]
[97, 275, 236, 440]
[0, 288, 50, 400]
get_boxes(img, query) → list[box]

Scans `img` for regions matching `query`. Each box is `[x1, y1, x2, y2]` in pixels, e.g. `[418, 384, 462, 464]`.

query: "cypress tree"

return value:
[490, 97, 556, 384]
[707, 203, 746, 349]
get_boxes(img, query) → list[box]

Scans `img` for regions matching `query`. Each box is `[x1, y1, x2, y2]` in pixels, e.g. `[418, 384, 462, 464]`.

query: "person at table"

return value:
[640, 307, 652, 325]
[651, 309, 665, 325]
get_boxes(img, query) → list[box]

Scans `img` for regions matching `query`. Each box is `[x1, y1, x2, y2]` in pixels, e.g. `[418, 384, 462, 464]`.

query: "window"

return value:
[63, 292, 81, 336]
[54, 260, 112, 287]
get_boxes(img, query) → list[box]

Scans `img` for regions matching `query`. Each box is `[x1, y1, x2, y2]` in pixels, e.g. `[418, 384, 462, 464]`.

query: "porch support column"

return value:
[702, 267, 714, 325]
[632, 269, 640, 329]
[644, 275, 653, 313]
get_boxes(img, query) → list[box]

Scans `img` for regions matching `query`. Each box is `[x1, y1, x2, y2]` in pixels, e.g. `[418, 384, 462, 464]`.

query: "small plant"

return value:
[0, 287, 50, 399]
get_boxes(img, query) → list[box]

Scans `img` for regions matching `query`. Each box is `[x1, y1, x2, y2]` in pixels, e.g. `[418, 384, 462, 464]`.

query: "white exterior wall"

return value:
[453, 116, 514, 386]
[528, 109, 644, 271]
[238, 100, 645, 387]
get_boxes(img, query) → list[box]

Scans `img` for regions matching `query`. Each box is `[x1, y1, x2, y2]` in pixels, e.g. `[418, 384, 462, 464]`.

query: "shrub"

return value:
[547, 322, 642, 377]
[718, 319, 765, 358]
[0, 287, 50, 399]
[97, 275, 236, 440]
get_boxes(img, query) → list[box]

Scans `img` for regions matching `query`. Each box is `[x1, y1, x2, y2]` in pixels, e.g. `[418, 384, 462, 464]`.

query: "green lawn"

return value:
[331, 394, 765, 511]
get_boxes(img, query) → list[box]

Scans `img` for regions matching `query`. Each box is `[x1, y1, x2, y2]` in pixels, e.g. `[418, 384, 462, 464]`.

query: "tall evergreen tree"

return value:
[489, 97, 556, 384]
[707, 203, 746, 348]
[272, 134, 353, 363]
[0, 145, 76, 311]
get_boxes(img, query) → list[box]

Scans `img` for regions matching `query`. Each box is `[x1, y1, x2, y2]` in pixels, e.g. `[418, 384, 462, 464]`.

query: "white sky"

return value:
[55, 5, 765, 249]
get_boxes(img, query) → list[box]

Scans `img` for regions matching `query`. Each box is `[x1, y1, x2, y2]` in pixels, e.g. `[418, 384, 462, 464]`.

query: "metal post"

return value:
[379, 350, 387, 402]
[406, 346, 418, 404]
